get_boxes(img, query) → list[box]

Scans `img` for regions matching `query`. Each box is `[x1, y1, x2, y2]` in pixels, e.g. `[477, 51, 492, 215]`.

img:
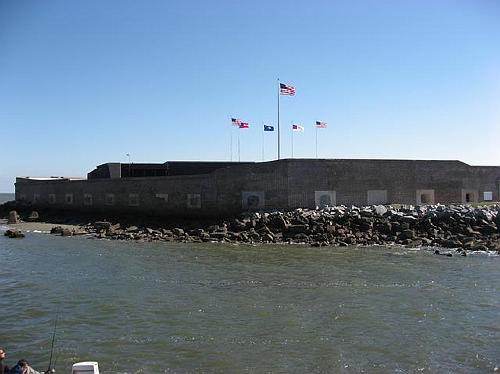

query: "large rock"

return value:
[94, 221, 112, 232]
[7, 211, 19, 224]
[374, 205, 388, 216]
[268, 215, 288, 232]
[285, 224, 308, 234]
[172, 228, 185, 236]
[60, 228, 73, 236]
[4, 229, 25, 238]
[399, 229, 415, 240]
[480, 224, 497, 235]
[25, 211, 40, 222]
[50, 226, 64, 234]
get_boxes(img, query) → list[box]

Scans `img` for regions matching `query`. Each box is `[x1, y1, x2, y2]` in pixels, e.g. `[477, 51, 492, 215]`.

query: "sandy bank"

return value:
[0, 218, 81, 233]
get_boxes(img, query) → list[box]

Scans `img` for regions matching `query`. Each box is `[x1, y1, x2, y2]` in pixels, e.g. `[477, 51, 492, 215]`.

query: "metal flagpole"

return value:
[238, 129, 241, 162]
[230, 125, 233, 161]
[315, 125, 318, 158]
[277, 78, 280, 160]
[291, 122, 294, 158]
[262, 122, 265, 161]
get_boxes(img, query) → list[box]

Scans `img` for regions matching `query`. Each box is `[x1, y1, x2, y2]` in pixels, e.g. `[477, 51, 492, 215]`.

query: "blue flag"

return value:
[264, 125, 274, 132]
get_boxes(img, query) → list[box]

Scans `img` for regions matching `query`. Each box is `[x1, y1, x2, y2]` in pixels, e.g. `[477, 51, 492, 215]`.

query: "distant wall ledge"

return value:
[16, 176, 85, 182]
[87, 161, 254, 179]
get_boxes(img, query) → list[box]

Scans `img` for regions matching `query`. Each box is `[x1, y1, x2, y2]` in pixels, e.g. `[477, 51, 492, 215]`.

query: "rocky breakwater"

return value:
[82, 204, 500, 253]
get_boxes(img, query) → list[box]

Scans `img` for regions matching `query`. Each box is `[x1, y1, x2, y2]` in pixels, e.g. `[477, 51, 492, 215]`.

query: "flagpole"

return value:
[277, 78, 280, 160]
[315, 125, 318, 158]
[230, 123, 233, 161]
[291, 122, 294, 158]
[238, 129, 241, 162]
[262, 122, 265, 162]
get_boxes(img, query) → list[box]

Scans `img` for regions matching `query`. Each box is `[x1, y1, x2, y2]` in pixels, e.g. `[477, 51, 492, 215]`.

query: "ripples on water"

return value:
[0, 231, 499, 373]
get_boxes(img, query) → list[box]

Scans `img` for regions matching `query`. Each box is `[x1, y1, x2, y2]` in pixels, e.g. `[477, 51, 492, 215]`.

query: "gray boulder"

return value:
[8, 211, 19, 224]
[4, 229, 25, 238]
[94, 221, 112, 232]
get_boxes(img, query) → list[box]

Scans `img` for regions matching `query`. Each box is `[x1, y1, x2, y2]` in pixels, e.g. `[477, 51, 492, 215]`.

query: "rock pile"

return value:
[77, 204, 500, 252]
[4, 229, 25, 239]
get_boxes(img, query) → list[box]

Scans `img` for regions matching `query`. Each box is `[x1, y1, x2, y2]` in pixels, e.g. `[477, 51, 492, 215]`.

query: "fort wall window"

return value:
[155, 193, 169, 203]
[128, 193, 139, 206]
[242, 191, 265, 209]
[83, 193, 93, 206]
[416, 189, 435, 205]
[461, 189, 478, 204]
[367, 190, 388, 205]
[484, 191, 493, 201]
[187, 194, 201, 209]
[65, 193, 73, 205]
[105, 193, 115, 206]
[48, 194, 56, 204]
[314, 191, 336, 207]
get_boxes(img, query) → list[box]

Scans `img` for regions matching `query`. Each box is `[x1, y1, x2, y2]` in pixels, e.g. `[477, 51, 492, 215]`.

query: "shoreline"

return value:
[2, 203, 500, 255]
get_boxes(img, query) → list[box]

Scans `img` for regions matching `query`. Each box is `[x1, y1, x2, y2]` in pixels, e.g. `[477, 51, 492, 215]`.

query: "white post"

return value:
[315, 126, 318, 158]
[238, 129, 241, 162]
[230, 126, 233, 161]
[277, 78, 280, 160]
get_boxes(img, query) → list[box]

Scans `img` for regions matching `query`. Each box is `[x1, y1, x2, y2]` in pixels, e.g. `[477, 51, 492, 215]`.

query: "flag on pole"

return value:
[239, 122, 249, 129]
[231, 118, 241, 126]
[315, 121, 328, 128]
[264, 125, 274, 132]
[292, 124, 304, 132]
[280, 83, 296, 96]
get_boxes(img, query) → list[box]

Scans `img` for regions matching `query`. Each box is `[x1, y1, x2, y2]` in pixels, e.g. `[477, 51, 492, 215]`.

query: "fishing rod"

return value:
[46, 312, 59, 373]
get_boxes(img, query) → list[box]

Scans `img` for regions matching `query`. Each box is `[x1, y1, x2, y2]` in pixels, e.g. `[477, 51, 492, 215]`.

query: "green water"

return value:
[0, 230, 498, 373]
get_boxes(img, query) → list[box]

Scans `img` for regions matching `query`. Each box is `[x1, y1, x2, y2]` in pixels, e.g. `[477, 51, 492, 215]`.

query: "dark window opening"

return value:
[319, 194, 331, 206]
[247, 195, 260, 208]
[421, 194, 430, 204]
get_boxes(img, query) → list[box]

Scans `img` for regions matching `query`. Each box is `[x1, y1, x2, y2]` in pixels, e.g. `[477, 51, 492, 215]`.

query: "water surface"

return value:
[0, 193, 14, 204]
[0, 231, 498, 373]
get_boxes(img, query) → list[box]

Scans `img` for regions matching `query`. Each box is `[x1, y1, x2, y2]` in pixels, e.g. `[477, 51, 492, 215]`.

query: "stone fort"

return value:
[15, 159, 500, 216]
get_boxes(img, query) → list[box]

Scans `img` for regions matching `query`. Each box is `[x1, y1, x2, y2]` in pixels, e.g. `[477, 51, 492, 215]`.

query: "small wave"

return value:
[468, 250, 499, 257]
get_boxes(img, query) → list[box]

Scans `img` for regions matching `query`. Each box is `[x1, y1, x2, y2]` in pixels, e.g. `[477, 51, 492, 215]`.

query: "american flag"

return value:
[315, 121, 328, 128]
[280, 83, 296, 96]
[292, 124, 304, 132]
[239, 122, 249, 129]
[231, 118, 241, 126]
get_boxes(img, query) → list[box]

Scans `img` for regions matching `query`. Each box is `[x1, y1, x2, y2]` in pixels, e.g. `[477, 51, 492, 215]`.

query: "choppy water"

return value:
[0, 230, 498, 373]
[0, 193, 14, 204]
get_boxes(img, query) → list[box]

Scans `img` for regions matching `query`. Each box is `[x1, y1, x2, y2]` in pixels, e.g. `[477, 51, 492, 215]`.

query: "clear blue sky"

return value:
[1, 0, 500, 192]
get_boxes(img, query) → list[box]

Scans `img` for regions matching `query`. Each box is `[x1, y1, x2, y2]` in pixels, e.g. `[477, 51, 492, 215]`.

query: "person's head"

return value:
[0, 347, 5, 360]
[16, 360, 29, 374]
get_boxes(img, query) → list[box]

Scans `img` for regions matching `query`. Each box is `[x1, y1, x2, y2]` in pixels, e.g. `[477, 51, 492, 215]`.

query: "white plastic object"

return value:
[72, 362, 100, 374]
